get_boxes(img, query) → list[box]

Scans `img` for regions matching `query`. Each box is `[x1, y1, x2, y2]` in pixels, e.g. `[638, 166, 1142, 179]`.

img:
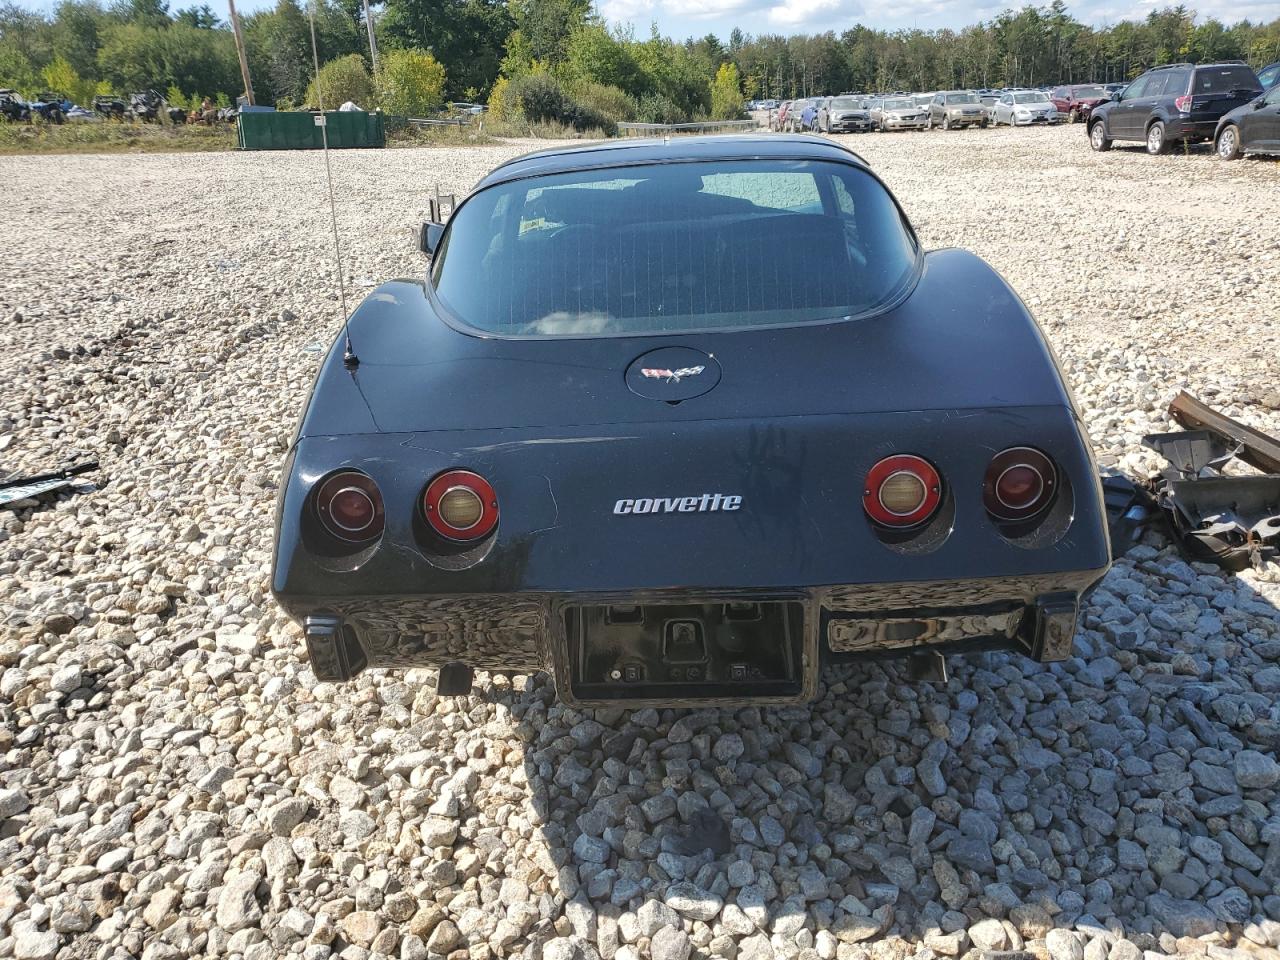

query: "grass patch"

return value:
[482, 118, 611, 140]
[385, 121, 495, 147]
[0, 121, 237, 155]
[0, 114, 613, 155]
[384, 116, 611, 147]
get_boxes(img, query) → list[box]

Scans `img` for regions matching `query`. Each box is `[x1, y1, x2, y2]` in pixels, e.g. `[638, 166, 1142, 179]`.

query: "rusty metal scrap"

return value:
[1168, 390, 1280, 475]
[1140, 395, 1280, 571]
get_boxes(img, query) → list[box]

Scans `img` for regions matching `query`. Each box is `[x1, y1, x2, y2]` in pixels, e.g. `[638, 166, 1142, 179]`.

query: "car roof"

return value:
[476, 135, 869, 189]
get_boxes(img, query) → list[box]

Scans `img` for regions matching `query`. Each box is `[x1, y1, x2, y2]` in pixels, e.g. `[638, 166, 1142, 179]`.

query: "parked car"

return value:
[991, 90, 1060, 125]
[785, 98, 810, 131]
[92, 94, 127, 120]
[818, 95, 873, 133]
[927, 91, 987, 129]
[1050, 84, 1109, 123]
[272, 135, 1110, 703]
[771, 100, 793, 131]
[0, 89, 29, 122]
[1088, 62, 1263, 154]
[1214, 83, 1280, 159]
[912, 94, 934, 110]
[130, 89, 164, 122]
[870, 96, 927, 131]
[799, 98, 822, 131]
[30, 91, 68, 124]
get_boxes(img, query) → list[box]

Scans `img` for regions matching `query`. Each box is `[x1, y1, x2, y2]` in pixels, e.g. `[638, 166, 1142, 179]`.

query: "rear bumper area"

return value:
[1167, 118, 1216, 141]
[285, 567, 1105, 705]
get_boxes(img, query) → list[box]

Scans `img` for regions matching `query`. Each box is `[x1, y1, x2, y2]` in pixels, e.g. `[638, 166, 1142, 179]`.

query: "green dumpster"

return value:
[238, 110, 386, 150]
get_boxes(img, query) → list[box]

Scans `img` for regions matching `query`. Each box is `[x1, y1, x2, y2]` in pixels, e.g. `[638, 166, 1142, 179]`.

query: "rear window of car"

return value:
[1193, 66, 1259, 93]
[430, 159, 919, 338]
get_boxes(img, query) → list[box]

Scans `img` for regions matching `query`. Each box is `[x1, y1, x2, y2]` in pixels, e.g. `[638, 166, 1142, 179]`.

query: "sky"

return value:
[23, 0, 1280, 40]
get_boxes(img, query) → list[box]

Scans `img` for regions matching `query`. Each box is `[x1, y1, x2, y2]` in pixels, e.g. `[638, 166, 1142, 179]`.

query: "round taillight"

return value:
[984, 447, 1056, 521]
[424, 470, 498, 541]
[315, 471, 384, 543]
[864, 455, 943, 528]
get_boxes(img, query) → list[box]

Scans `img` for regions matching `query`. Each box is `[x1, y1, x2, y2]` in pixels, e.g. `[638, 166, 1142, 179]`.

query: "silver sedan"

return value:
[991, 91, 1061, 126]
[870, 96, 928, 131]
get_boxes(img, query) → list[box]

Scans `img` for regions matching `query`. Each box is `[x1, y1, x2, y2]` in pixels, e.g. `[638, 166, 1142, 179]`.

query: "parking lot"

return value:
[1, 125, 1279, 959]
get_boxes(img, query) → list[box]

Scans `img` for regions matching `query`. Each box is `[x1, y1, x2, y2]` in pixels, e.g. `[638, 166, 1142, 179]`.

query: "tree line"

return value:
[1, 0, 1277, 122]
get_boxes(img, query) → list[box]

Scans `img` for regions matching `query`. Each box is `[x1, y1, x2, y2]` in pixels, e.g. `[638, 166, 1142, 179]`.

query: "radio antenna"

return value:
[307, 0, 357, 369]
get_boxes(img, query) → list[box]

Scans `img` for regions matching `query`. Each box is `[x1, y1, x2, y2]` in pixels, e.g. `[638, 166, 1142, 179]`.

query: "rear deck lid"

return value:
[302, 248, 1075, 438]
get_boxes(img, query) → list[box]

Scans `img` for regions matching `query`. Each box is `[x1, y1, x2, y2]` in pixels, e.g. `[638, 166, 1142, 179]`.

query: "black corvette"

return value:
[272, 135, 1110, 706]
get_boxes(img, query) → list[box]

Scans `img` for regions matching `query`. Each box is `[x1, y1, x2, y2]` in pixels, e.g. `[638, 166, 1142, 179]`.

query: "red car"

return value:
[1050, 84, 1110, 123]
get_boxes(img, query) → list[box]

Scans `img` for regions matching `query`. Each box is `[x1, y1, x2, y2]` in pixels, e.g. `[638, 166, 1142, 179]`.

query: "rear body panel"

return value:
[293, 249, 1076, 437]
[273, 231, 1110, 703]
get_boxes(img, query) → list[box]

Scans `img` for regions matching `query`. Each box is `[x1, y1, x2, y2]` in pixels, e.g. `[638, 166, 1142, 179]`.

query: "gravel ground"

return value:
[1, 125, 1279, 960]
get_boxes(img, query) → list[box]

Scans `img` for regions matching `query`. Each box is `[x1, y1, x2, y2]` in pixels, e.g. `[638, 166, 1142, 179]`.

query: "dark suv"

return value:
[1088, 62, 1262, 154]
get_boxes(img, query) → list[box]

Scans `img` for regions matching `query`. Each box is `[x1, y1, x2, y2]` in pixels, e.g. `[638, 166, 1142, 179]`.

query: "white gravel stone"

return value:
[12, 924, 60, 960]
[0, 787, 30, 818]
[1, 129, 1278, 960]
[651, 925, 692, 960]
[216, 871, 263, 932]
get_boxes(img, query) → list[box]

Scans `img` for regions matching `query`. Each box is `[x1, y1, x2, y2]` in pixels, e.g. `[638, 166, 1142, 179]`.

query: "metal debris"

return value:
[1141, 393, 1280, 571]
[0, 461, 98, 508]
[1168, 390, 1280, 474]
[1100, 472, 1156, 555]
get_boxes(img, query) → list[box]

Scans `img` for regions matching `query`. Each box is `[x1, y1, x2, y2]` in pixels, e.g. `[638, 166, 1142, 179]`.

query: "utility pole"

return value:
[363, 0, 380, 73]
[227, 0, 255, 106]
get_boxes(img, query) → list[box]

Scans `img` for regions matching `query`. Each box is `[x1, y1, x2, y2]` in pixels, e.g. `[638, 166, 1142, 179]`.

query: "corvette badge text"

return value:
[614, 493, 742, 515]
[641, 365, 705, 382]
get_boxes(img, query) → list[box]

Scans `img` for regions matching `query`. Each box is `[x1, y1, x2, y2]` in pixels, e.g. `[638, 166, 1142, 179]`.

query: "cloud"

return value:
[765, 0, 844, 26]
[599, 0, 657, 21]
[601, 0, 1271, 36]
[680, 0, 765, 19]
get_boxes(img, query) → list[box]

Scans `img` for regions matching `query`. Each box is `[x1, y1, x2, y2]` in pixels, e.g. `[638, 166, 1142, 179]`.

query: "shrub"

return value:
[376, 48, 446, 118]
[487, 75, 513, 120]
[303, 54, 375, 110]
[505, 72, 616, 135]
[635, 93, 686, 124]
[709, 62, 745, 120]
[571, 81, 635, 123]
[40, 55, 96, 109]
[509, 71, 568, 123]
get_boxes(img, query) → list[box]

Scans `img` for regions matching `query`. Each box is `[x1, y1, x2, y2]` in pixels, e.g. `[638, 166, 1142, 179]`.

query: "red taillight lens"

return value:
[863, 455, 943, 528]
[1174, 95, 1192, 113]
[984, 447, 1057, 522]
[315, 471, 384, 543]
[423, 470, 499, 541]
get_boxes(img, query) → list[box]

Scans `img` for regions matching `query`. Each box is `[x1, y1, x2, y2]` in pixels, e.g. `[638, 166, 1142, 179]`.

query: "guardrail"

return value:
[617, 119, 761, 136]
[406, 116, 469, 128]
